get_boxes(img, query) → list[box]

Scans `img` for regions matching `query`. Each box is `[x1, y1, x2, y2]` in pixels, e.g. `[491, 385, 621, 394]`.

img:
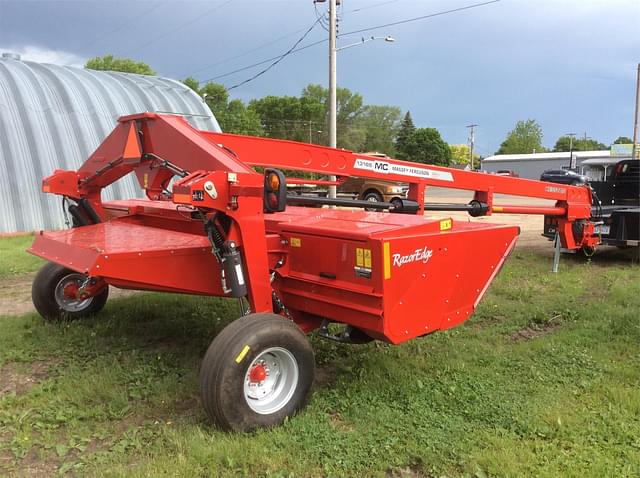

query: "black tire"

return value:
[200, 313, 315, 432]
[32, 262, 109, 321]
[362, 190, 383, 211]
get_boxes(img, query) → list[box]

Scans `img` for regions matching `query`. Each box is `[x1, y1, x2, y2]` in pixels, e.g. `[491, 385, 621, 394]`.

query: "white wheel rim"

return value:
[54, 274, 94, 312]
[367, 195, 379, 202]
[243, 347, 299, 415]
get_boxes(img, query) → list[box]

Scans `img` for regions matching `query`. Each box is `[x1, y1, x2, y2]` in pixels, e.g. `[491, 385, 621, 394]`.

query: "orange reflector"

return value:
[268, 173, 280, 191]
[267, 192, 279, 210]
[122, 122, 142, 160]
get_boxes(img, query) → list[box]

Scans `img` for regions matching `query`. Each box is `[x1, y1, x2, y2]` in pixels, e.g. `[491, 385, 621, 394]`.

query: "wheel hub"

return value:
[243, 347, 299, 415]
[62, 282, 79, 299]
[54, 274, 94, 312]
[248, 363, 268, 383]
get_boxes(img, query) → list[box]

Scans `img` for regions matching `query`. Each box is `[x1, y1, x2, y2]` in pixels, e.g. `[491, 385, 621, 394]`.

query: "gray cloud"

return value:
[0, 0, 638, 153]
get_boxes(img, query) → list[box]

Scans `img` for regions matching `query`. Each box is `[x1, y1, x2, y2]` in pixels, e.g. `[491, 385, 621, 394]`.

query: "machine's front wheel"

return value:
[200, 313, 315, 432]
[32, 262, 108, 321]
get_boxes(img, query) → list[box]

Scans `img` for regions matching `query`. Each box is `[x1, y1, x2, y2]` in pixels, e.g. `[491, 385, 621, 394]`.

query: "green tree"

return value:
[85, 55, 155, 75]
[301, 84, 366, 150]
[553, 135, 606, 152]
[183, 78, 262, 135]
[359, 105, 402, 155]
[395, 111, 415, 155]
[613, 136, 633, 144]
[397, 128, 451, 166]
[449, 144, 479, 165]
[496, 119, 545, 154]
[248, 95, 324, 143]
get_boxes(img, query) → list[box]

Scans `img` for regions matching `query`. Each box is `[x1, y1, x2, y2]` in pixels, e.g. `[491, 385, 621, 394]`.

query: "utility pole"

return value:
[328, 0, 338, 198]
[466, 124, 477, 170]
[632, 63, 640, 161]
[566, 132, 576, 170]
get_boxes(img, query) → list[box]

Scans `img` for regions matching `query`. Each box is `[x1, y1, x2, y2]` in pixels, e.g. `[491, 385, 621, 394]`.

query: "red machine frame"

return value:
[32, 113, 598, 334]
[28, 112, 601, 430]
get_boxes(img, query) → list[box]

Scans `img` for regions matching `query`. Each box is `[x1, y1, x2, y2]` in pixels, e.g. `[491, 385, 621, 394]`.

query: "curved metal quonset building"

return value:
[0, 54, 221, 233]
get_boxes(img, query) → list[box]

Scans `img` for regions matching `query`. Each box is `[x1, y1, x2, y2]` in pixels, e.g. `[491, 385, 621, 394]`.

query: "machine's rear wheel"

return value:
[32, 262, 108, 321]
[200, 313, 315, 432]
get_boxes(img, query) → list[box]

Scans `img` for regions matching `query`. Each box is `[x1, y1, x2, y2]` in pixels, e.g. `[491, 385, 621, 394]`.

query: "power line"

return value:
[83, 1, 166, 49]
[185, 0, 394, 80]
[314, 1, 330, 32]
[183, 24, 320, 79]
[135, 0, 235, 52]
[339, 0, 501, 37]
[203, 0, 501, 88]
[344, 0, 399, 14]
[226, 17, 324, 90]
[199, 38, 327, 83]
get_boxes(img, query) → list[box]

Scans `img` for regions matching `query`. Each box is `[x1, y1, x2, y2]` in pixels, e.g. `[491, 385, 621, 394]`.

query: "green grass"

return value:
[0, 234, 43, 279]
[0, 250, 639, 477]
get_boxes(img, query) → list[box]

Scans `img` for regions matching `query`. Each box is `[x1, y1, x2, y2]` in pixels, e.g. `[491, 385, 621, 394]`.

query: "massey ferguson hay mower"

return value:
[28, 113, 596, 431]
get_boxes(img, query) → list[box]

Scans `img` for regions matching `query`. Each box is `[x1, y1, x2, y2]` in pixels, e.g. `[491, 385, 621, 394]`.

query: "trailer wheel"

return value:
[32, 262, 108, 321]
[200, 313, 314, 432]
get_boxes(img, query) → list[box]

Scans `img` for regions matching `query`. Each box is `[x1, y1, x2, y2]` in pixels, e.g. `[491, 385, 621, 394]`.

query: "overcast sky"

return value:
[1, 0, 638, 155]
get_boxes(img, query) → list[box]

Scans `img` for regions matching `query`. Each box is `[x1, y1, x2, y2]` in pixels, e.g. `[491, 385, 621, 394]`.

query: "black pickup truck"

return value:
[543, 159, 639, 249]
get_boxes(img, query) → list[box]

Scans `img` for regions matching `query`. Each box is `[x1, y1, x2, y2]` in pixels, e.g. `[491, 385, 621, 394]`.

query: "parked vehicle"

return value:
[543, 159, 639, 251]
[540, 169, 589, 185]
[495, 170, 519, 177]
[337, 177, 408, 205]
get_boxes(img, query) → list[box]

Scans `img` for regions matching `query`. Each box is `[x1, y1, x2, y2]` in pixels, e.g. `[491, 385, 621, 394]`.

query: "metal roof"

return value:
[482, 151, 610, 163]
[0, 55, 221, 233]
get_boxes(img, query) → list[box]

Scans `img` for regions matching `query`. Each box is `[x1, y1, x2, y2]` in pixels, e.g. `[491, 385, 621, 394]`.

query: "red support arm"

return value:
[203, 131, 593, 220]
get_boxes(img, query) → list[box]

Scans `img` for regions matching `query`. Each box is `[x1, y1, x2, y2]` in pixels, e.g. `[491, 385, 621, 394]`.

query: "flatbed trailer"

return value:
[28, 113, 600, 431]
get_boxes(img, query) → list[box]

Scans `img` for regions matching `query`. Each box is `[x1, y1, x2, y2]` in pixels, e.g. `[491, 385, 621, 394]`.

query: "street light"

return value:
[336, 36, 395, 52]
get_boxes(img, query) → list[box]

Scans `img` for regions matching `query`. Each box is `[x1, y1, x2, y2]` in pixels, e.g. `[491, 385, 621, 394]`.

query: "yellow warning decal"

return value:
[143, 173, 149, 189]
[383, 242, 391, 280]
[364, 249, 372, 268]
[290, 237, 302, 247]
[235, 345, 251, 364]
[356, 248, 364, 267]
[439, 219, 452, 231]
[493, 206, 503, 213]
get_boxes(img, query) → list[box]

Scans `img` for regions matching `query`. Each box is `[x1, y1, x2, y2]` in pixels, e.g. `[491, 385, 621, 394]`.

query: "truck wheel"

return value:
[363, 191, 383, 211]
[200, 313, 315, 432]
[32, 262, 108, 321]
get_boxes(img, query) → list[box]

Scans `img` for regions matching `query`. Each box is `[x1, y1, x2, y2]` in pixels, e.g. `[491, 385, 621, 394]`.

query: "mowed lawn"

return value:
[0, 235, 638, 477]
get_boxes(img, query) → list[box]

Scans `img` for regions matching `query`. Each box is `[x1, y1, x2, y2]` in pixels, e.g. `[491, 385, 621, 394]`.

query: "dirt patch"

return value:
[0, 361, 55, 396]
[0, 448, 13, 473]
[510, 316, 562, 342]
[313, 365, 335, 390]
[0, 276, 139, 317]
[328, 412, 354, 432]
[13, 449, 59, 478]
[387, 464, 432, 477]
[0, 361, 50, 396]
[0, 273, 37, 317]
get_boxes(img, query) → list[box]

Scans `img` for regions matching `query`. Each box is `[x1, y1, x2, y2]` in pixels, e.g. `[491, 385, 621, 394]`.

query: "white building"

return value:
[481, 151, 614, 180]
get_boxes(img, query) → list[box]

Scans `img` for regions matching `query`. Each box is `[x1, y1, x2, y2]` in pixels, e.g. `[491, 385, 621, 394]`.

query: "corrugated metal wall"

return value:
[481, 158, 574, 179]
[0, 56, 221, 233]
